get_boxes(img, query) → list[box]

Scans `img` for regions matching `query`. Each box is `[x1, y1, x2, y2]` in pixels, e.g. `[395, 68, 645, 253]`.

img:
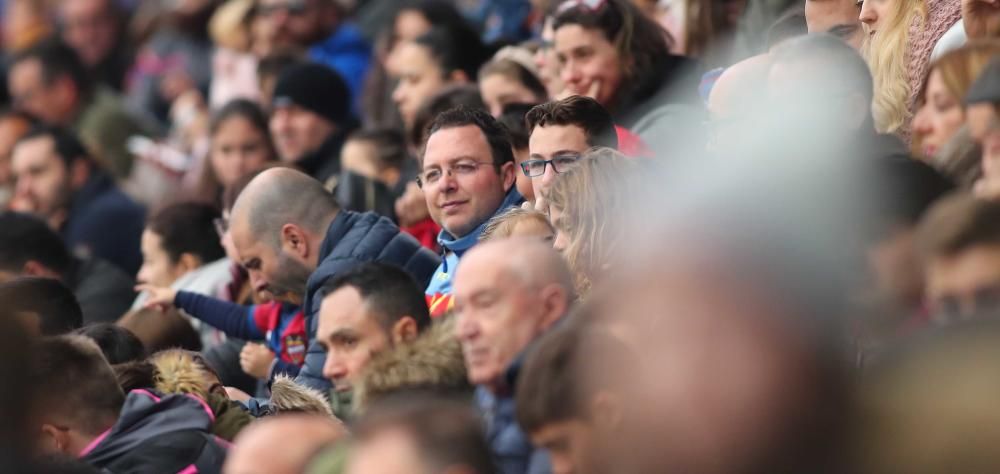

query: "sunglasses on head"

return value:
[556, 0, 609, 14]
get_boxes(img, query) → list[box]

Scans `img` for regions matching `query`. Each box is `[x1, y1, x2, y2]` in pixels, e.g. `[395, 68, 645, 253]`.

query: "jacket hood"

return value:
[271, 374, 334, 416]
[437, 187, 524, 256]
[354, 316, 469, 413]
[81, 390, 215, 466]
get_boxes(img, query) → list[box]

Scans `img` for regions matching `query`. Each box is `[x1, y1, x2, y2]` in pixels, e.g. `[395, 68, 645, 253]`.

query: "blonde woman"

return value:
[860, 0, 962, 138]
[547, 147, 635, 297]
[913, 40, 1000, 160]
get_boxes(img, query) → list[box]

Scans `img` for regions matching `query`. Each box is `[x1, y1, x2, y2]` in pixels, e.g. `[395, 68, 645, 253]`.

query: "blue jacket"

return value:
[426, 188, 523, 315]
[63, 172, 145, 276]
[476, 350, 551, 474]
[309, 23, 372, 113]
[294, 211, 440, 392]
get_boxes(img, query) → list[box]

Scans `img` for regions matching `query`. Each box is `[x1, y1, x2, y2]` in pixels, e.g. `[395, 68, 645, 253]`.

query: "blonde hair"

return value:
[863, 0, 925, 134]
[546, 147, 634, 297]
[479, 207, 555, 242]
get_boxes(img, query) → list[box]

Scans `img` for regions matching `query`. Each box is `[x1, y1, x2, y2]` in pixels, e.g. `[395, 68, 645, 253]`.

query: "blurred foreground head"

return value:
[224, 414, 346, 474]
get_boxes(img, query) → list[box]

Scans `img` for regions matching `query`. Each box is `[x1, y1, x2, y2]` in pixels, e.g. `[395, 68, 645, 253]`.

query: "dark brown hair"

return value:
[917, 193, 1000, 260]
[525, 96, 619, 149]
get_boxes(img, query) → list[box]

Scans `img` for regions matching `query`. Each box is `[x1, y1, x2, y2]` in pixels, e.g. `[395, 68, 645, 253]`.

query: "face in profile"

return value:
[316, 285, 393, 392]
[912, 69, 964, 160]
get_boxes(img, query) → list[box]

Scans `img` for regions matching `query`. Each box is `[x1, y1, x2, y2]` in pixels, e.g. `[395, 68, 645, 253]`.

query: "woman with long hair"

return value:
[194, 99, 277, 205]
[913, 41, 1000, 160]
[547, 147, 635, 297]
[860, 0, 961, 138]
[551, 0, 699, 130]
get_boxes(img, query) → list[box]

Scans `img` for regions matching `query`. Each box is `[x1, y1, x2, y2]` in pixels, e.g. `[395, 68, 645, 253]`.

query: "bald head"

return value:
[230, 167, 340, 248]
[708, 54, 772, 122]
[224, 414, 346, 474]
[454, 238, 574, 389]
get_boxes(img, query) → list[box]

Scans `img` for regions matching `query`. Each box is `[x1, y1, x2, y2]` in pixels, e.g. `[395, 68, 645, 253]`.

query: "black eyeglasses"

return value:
[257, 0, 309, 17]
[520, 154, 581, 177]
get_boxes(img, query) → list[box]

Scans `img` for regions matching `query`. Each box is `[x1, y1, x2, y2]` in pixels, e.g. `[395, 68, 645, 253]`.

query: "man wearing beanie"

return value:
[270, 62, 357, 186]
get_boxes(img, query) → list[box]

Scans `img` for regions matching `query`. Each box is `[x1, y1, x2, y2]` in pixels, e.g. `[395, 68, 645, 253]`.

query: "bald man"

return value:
[453, 238, 574, 474]
[229, 168, 439, 393]
[707, 54, 771, 149]
[224, 414, 346, 474]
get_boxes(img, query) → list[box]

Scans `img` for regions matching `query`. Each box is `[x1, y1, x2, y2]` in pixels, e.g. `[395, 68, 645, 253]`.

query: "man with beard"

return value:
[229, 167, 439, 392]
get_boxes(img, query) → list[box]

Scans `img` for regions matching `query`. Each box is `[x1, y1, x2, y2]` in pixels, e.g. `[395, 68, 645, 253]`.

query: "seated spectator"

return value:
[913, 42, 1000, 162]
[137, 278, 308, 381]
[133, 202, 231, 347]
[804, 0, 865, 48]
[453, 238, 575, 474]
[8, 39, 150, 180]
[0, 110, 35, 209]
[0, 276, 83, 335]
[195, 99, 278, 206]
[27, 335, 228, 472]
[254, 0, 371, 105]
[57, 0, 132, 91]
[548, 149, 634, 296]
[353, 316, 469, 415]
[479, 207, 556, 243]
[345, 394, 497, 474]
[525, 96, 619, 210]
[916, 193, 1000, 322]
[0, 212, 136, 324]
[315, 262, 433, 418]
[420, 107, 523, 316]
[497, 102, 538, 202]
[966, 58, 1000, 198]
[118, 307, 203, 353]
[76, 323, 146, 365]
[224, 414, 346, 474]
[391, 26, 490, 129]
[340, 128, 409, 194]
[516, 322, 636, 474]
[478, 51, 548, 117]
[228, 168, 438, 393]
[10, 126, 145, 275]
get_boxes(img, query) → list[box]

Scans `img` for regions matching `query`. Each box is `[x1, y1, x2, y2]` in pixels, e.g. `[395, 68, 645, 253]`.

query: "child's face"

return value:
[511, 219, 555, 244]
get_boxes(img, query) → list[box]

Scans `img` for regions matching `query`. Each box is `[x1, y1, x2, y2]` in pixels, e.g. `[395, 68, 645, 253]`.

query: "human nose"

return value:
[859, 1, 876, 25]
[322, 351, 348, 382]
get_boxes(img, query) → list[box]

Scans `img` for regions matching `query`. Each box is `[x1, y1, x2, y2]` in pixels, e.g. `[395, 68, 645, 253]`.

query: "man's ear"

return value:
[539, 283, 569, 330]
[22, 260, 60, 278]
[501, 161, 517, 194]
[391, 316, 419, 344]
[40, 423, 70, 454]
[590, 391, 623, 430]
[280, 223, 310, 259]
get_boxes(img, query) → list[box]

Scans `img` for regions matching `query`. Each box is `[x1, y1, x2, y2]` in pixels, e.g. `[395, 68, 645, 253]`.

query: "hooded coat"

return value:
[80, 390, 228, 473]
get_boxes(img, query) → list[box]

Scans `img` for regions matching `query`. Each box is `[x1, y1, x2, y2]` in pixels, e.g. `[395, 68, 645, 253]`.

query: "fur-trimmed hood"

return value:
[353, 316, 471, 414]
[270, 374, 336, 418]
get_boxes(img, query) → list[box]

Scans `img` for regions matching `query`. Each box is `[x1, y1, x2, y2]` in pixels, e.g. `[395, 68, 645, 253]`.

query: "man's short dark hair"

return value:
[321, 263, 431, 332]
[76, 323, 146, 365]
[0, 212, 72, 275]
[0, 277, 83, 335]
[423, 106, 515, 168]
[27, 335, 124, 436]
[409, 84, 487, 149]
[354, 393, 496, 474]
[16, 125, 96, 169]
[516, 321, 634, 434]
[147, 202, 225, 264]
[12, 38, 91, 95]
[525, 96, 619, 150]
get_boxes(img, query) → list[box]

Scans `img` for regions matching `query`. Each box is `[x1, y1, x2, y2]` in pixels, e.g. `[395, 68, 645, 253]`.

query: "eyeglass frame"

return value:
[520, 153, 582, 178]
[415, 159, 501, 188]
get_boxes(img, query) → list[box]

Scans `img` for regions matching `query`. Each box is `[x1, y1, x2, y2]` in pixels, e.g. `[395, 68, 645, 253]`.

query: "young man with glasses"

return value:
[420, 106, 524, 317]
[524, 95, 620, 211]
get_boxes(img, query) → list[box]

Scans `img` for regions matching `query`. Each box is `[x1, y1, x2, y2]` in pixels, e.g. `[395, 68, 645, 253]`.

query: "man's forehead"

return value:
[424, 126, 488, 162]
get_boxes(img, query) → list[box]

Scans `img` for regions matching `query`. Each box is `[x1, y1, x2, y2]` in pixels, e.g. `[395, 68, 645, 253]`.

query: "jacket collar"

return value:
[318, 210, 354, 262]
[437, 187, 524, 256]
[296, 131, 347, 181]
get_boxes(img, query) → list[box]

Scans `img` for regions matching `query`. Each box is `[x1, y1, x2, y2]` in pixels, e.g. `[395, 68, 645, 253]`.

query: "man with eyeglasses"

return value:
[255, 0, 371, 105]
[420, 106, 524, 317]
[524, 96, 619, 212]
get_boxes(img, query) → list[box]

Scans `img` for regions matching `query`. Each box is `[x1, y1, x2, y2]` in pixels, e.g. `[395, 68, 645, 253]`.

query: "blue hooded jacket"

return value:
[293, 211, 440, 392]
[426, 188, 524, 316]
[309, 23, 372, 112]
